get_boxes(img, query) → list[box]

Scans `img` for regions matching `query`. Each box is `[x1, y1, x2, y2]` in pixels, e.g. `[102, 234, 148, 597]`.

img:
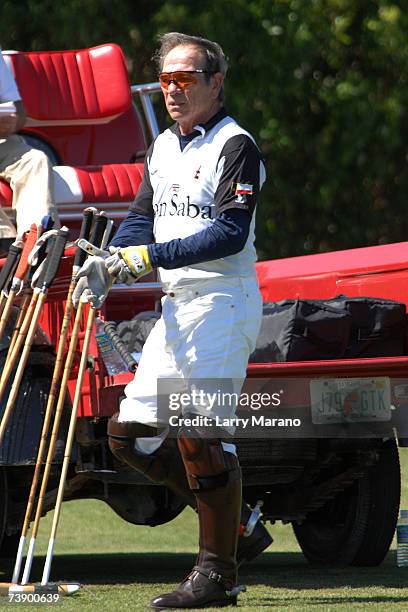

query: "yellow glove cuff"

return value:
[121, 245, 152, 278]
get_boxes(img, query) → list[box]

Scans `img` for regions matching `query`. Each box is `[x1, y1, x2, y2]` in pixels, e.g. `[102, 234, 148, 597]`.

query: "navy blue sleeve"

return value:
[147, 209, 251, 269]
[109, 210, 154, 248]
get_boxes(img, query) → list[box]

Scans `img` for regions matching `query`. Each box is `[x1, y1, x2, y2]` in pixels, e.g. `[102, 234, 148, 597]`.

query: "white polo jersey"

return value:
[131, 109, 265, 289]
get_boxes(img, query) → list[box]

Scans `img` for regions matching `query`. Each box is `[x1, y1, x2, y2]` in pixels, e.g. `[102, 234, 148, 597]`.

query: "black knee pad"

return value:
[177, 424, 241, 491]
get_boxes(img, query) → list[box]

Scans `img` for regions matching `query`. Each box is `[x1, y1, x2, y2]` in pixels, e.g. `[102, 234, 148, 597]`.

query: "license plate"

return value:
[310, 377, 391, 424]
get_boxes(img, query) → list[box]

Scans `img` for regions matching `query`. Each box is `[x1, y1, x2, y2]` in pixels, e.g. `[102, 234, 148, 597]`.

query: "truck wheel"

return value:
[292, 440, 400, 567]
[351, 439, 400, 566]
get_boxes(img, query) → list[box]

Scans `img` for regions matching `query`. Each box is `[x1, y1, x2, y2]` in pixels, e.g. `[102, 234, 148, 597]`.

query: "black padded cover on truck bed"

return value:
[249, 296, 407, 363]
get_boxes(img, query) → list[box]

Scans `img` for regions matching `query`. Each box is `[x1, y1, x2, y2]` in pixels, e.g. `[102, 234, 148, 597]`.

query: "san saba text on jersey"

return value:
[153, 194, 213, 219]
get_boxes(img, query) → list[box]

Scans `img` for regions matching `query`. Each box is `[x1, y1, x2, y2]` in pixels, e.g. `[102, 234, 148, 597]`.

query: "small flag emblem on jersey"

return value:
[235, 182, 253, 195]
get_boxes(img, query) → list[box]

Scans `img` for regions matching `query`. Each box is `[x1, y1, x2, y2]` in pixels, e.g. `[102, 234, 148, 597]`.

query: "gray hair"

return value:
[154, 32, 228, 101]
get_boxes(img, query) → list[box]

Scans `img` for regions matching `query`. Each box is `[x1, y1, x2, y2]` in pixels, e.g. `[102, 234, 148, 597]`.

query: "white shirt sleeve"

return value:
[0, 49, 21, 102]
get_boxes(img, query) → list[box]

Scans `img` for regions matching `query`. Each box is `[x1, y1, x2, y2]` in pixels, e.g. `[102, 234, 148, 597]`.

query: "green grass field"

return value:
[2, 449, 408, 610]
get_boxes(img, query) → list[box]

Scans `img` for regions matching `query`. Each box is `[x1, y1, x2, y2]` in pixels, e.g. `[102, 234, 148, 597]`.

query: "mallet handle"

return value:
[88, 213, 108, 248]
[73, 207, 96, 269]
[0, 243, 22, 293]
[37, 227, 70, 291]
[13, 224, 39, 282]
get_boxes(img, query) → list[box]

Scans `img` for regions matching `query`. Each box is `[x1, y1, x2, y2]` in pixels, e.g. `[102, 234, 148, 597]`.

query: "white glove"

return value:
[72, 255, 113, 309]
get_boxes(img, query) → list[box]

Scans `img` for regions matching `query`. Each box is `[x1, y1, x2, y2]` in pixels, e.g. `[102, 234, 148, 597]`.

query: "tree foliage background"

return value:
[1, 0, 407, 260]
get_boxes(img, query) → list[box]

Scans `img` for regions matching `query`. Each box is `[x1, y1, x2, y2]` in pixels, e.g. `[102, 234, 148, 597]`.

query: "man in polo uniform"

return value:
[74, 32, 271, 609]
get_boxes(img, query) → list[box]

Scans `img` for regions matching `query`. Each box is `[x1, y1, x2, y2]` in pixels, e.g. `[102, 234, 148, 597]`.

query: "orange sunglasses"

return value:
[159, 70, 210, 90]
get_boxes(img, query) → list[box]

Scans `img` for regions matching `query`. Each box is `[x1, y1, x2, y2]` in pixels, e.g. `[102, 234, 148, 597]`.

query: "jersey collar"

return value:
[169, 107, 228, 140]
[197, 107, 228, 133]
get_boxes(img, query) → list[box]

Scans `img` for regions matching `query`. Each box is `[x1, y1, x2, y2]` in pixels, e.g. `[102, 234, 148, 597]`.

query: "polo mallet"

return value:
[12, 208, 96, 584]
[7, 216, 55, 356]
[0, 583, 80, 596]
[102, 218, 116, 248]
[0, 225, 39, 344]
[41, 297, 97, 586]
[0, 227, 69, 447]
[0, 295, 40, 404]
[0, 227, 58, 404]
[20, 213, 108, 585]
[0, 241, 24, 318]
[7, 292, 32, 357]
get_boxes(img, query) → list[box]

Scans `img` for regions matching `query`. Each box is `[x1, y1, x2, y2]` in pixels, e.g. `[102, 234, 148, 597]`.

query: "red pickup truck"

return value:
[0, 43, 404, 570]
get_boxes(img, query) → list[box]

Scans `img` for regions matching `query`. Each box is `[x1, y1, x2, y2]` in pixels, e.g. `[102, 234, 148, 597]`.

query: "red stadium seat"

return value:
[53, 163, 143, 225]
[1, 44, 147, 225]
[5, 44, 132, 124]
[74, 164, 144, 203]
[2, 43, 147, 169]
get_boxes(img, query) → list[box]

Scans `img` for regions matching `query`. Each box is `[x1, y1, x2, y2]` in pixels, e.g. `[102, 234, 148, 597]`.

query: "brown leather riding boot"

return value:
[139, 443, 273, 568]
[150, 453, 243, 609]
[108, 413, 272, 567]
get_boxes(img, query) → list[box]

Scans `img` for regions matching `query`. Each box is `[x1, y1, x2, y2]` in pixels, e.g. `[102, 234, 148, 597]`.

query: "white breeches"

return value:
[119, 275, 263, 429]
